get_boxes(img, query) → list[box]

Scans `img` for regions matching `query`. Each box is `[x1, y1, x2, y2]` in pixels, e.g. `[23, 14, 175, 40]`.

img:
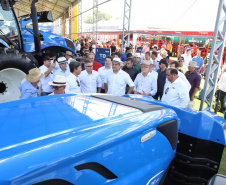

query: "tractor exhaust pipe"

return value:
[31, 0, 41, 56]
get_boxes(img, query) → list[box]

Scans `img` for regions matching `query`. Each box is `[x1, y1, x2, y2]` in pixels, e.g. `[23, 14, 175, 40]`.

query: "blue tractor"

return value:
[0, 0, 75, 103]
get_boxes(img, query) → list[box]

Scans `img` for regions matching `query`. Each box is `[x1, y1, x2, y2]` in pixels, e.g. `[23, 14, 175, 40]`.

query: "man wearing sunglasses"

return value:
[161, 68, 189, 108]
[49, 75, 74, 95]
[66, 60, 82, 93]
[79, 60, 102, 93]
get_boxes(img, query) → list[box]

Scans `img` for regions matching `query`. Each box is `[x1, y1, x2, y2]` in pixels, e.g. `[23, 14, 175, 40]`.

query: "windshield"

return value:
[0, 4, 22, 50]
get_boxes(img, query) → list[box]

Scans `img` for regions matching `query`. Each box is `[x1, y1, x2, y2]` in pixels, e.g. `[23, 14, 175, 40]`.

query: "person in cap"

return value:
[87, 53, 102, 71]
[161, 68, 189, 108]
[53, 57, 71, 79]
[133, 53, 141, 73]
[134, 60, 157, 96]
[154, 59, 168, 100]
[98, 56, 113, 93]
[104, 58, 134, 96]
[39, 56, 56, 96]
[49, 75, 74, 95]
[121, 47, 132, 62]
[178, 56, 188, 74]
[19, 68, 44, 99]
[65, 51, 73, 64]
[137, 48, 144, 62]
[185, 61, 201, 108]
[169, 61, 191, 91]
[182, 48, 193, 67]
[151, 51, 159, 71]
[192, 50, 203, 72]
[66, 60, 82, 93]
[79, 60, 102, 93]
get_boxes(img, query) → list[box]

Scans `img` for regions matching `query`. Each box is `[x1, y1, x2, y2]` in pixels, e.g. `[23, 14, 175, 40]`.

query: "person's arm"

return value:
[127, 86, 134, 94]
[190, 75, 201, 101]
[44, 62, 56, 77]
[125, 73, 135, 94]
[104, 83, 108, 93]
[190, 87, 199, 101]
[97, 87, 101, 93]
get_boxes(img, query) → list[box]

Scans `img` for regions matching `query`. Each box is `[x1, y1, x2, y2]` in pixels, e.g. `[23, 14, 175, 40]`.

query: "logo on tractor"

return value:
[146, 170, 164, 185]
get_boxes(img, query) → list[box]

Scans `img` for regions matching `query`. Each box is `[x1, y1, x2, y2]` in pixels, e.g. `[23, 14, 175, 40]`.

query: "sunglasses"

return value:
[76, 79, 80, 87]
[85, 65, 93, 68]
[165, 87, 169, 94]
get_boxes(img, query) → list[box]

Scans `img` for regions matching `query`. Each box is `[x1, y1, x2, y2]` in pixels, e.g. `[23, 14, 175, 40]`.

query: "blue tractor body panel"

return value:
[21, 28, 75, 53]
[0, 94, 178, 185]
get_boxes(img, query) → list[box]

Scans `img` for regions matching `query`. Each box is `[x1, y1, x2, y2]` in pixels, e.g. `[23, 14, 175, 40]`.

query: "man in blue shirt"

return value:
[192, 50, 203, 72]
[19, 68, 44, 99]
[121, 47, 132, 62]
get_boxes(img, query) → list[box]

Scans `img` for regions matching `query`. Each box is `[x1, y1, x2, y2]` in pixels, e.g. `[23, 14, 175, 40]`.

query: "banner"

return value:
[95, 48, 111, 66]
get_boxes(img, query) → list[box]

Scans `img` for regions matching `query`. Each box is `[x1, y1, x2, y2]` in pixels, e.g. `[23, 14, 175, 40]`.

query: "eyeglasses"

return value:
[85, 65, 93, 67]
[52, 86, 63, 90]
[76, 79, 80, 87]
[165, 87, 169, 94]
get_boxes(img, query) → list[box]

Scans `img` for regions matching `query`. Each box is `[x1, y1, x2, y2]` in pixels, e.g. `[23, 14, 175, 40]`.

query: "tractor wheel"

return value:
[0, 50, 37, 103]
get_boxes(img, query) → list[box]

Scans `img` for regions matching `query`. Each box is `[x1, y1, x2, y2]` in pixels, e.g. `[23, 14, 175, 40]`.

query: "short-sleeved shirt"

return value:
[39, 65, 53, 93]
[19, 80, 39, 99]
[161, 77, 189, 108]
[79, 70, 102, 93]
[98, 66, 113, 89]
[185, 70, 201, 98]
[105, 69, 134, 96]
[53, 68, 71, 79]
[134, 72, 157, 96]
[66, 73, 81, 93]
[157, 68, 167, 92]
[122, 66, 139, 81]
[152, 59, 159, 71]
[192, 56, 203, 69]
[93, 61, 102, 71]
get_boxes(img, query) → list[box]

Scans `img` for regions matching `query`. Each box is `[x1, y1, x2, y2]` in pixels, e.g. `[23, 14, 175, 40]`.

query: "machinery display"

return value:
[0, 0, 75, 103]
[0, 94, 225, 185]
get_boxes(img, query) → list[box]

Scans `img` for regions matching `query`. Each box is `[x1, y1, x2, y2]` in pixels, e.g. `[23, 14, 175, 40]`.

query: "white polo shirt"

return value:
[66, 73, 81, 93]
[105, 69, 134, 96]
[181, 54, 192, 67]
[150, 70, 158, 81]
[161, 77, 189, 108]
[79, 70, 102, 93]
[39, 65, 53, 93]
[53, 68, 71, 79]
[134, 72, 157, 96]
[98, 66, 113, 89]
[152, 59, 159, 71]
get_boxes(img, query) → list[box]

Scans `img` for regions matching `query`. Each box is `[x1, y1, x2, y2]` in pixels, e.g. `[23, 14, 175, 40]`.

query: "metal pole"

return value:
[92, 0, 98, 41]
[69, 5, 72, 39]
[199, 0, 226, 111]
[78, 0, 82, 40]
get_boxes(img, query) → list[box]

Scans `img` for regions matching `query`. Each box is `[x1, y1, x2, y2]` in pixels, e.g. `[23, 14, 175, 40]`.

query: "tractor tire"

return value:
[0, 49, 37, 103]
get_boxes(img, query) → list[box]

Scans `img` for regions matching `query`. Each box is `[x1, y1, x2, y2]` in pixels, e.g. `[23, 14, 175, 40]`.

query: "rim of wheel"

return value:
[0, 68, 26, 103]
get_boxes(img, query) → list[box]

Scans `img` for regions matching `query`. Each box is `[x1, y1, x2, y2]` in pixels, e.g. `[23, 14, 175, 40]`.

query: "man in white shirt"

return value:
[161, 68, 189, 108]
[66, 60, 82, 93]
[79, 60, 102, 93]
[134, 60, 157, 96]
[98, 55, 113, 93]
[151, 51, 160, 71]
[149, 60, 158, 80]
[214, 71, 226, 113]
[65, 51, 73, 64]
[53, 57, 71, 79]
[39, 56, 56, 96]
[104, 58, 134, 96]
[170, 61, 191, 91]
[182, 48, 193, 67]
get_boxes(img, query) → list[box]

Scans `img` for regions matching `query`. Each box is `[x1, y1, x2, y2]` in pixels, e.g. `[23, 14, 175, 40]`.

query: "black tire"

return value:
[0, 49, 38, 103]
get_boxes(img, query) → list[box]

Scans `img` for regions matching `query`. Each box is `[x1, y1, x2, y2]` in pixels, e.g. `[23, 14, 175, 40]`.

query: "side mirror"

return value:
[38, 11, 53, 22]
[1, 0, 10, 11]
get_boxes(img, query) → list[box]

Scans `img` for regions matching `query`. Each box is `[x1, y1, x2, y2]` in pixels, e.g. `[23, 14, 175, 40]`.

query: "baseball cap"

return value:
[127, 53, 133, 58]
[178, 56, 184, 60]
[43, 56, 52, 61]
[134, 53, 141, 58]
[186, 48, 191, 52]
[137, 49, 142, 53]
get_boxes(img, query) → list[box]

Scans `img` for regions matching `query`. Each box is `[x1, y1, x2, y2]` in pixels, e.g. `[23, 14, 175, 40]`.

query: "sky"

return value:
[80, 0, 220, 31]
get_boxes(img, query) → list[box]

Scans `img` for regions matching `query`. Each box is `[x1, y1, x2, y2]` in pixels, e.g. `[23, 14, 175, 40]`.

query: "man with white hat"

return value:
[49, 75, 74, 95]
[19, 68, 44, 99]
[161, 68, 189, 108]
[182, 48, 193, 67]
[53, 57, 71, 79]
[133, 53, 141, 73]
[79, 60, 102, 93]
[104, 58, 134, 96]
[65, 51, 73, 64]
[185, 61, 201, 108]
[134, 60, 157, 96]
[39, 56, 56, 96]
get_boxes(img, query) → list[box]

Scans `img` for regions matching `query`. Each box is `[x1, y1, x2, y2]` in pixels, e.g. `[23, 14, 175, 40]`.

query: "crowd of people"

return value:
[19, 40, 226, 113]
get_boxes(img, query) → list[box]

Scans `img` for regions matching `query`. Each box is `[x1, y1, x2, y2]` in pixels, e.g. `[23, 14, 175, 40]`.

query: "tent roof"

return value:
[14, 0, 80, 20]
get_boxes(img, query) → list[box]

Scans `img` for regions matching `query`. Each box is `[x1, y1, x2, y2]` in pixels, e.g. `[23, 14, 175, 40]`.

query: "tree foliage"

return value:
[84, 11, 112, 24]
